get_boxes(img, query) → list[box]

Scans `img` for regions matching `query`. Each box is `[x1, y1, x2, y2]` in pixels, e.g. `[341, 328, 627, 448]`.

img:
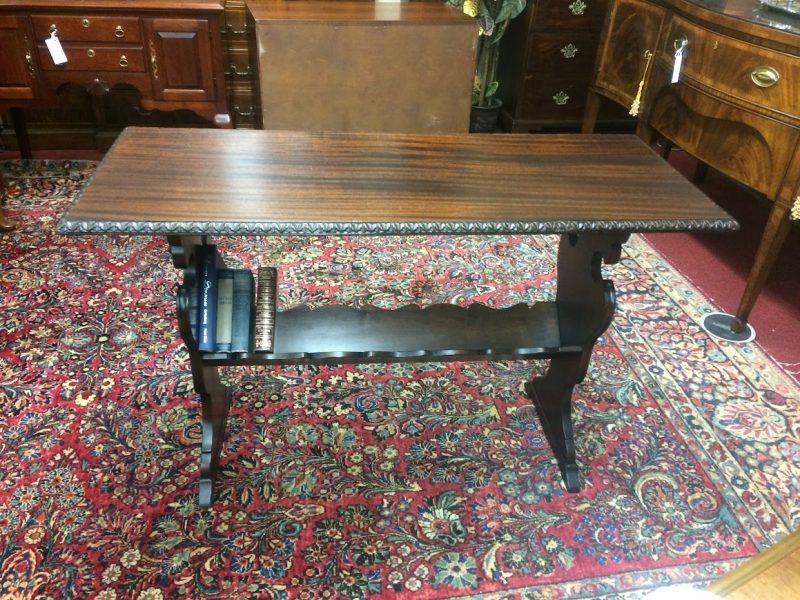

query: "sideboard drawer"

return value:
[37, 44, 145, 72]
[663, 15, 799, 117]
[31, 15, 142, 43]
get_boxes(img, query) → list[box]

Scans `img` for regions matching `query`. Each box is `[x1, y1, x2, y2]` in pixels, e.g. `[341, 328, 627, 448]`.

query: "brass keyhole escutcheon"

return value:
[119, 55, 129, 68]
[87, 48, 96, 58]
[82, 19, 90, 28]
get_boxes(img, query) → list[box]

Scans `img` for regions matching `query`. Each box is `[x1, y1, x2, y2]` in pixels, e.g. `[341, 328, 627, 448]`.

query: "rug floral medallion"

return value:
[0, 161, 798, 600]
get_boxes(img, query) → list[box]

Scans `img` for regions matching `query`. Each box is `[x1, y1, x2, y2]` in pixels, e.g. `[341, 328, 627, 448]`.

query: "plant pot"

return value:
[469, 99, 502, 133]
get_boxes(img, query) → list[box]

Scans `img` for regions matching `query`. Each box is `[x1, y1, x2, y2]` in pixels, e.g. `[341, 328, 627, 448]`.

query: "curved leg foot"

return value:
[525, 366, 581, 493]
[701, 312, 756, 343]
[198, 365, 231, 508]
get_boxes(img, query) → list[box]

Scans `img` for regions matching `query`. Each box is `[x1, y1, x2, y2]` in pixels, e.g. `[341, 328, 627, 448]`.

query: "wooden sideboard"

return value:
[582, 0, 800, 338]
[0, 0, 231, 156]
[245, 0, 477, 133]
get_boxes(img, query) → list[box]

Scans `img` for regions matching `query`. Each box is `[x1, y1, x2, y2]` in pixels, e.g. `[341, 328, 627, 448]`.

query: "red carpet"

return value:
[0, 159, 797, 599]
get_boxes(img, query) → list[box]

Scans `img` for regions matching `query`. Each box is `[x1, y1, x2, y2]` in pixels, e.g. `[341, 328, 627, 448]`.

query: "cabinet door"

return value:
[0, 15, 41, 100]
[142, 17, 216, 103]
[592, 0, 666, 109]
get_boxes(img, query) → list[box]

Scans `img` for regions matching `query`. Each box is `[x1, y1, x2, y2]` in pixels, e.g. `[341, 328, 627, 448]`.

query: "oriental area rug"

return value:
[0, 160, 798, 600]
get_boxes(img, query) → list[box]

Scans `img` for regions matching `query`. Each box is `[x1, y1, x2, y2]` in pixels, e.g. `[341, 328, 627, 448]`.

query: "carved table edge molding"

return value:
[56, 218, 740, 236]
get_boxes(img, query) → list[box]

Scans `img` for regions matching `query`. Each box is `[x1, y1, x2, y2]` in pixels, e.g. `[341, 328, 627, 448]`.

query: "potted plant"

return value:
[448, 0, 527, 132]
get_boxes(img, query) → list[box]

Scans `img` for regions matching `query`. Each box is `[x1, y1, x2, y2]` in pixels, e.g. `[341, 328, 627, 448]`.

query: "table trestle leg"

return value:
[526, 232, 629, 492]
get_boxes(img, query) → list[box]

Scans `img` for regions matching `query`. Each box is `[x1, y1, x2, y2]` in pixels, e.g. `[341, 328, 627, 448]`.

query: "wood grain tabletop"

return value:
[58, 127, 738, 236]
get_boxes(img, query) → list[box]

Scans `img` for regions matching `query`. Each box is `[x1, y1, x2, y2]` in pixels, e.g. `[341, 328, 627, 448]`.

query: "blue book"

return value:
[196, 244, 218, 352]
[230, 269, 256, 353]
[187, 284, 199, 344]
[215, 269, 234, 352]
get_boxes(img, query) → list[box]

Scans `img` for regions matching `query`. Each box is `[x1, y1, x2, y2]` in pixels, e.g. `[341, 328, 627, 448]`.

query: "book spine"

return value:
[196, 244, 218, 352]
[254, 266, 278, 353]
[230, 269, 255, 353]
[187, 285, 199, 345]
[215, 269, 234, 353]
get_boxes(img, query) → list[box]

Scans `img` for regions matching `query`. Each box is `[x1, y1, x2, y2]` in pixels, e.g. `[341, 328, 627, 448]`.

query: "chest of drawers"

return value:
[0, 0, 231, 156]
[498, 0, 621, 131]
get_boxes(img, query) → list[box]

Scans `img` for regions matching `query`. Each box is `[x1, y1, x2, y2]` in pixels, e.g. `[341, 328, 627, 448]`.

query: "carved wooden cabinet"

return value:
[0, 0, 231, 155]
[583, 0, 800, 335]
[498, 0, 624, 131]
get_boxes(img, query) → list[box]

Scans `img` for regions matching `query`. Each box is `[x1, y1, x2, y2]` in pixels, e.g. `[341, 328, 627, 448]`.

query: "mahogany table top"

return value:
[58, 127, 737, 236]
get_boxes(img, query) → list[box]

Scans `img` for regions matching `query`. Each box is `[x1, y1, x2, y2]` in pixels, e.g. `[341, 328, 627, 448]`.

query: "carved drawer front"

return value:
[533, 0, 609, 29]
[31, 15, 142, 43]
[663, 15, 799, 117]
[36, 44, 145, 72]
[649, 81, 800, 197]
[527, 32, 600, 75]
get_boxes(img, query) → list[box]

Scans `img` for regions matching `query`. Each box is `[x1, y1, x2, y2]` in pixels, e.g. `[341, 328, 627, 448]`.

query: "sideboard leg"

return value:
[526, 232, 629, 491]
[730, 201, 792, 333]
[197, 364, 231, 508]
[0, 171, 14, 233]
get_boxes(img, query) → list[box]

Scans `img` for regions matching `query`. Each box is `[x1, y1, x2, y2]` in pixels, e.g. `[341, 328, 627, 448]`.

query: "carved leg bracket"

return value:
[526, 232, 629, 492]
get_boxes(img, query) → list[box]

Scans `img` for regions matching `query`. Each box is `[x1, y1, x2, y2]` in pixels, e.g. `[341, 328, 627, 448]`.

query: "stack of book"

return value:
[192, 244, 268, 354]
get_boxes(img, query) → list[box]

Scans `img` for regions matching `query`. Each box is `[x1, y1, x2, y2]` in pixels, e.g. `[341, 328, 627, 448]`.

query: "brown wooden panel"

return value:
[254, 17, 476, 133]
[526, 31, 601, 75]
[518, 75, 591, 121]
[143, 17, 215, 102]
[0, 15, 40, 99]
[647, 80, 800, 197]
[531, 0, 611, 29]
[592, 0, 667, 109]
[31, 14, 141, 42]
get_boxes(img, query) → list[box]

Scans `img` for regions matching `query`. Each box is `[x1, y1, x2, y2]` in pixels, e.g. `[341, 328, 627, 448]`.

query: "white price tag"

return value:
[45, 31, 68, 65]
[671, 39, 687, 84]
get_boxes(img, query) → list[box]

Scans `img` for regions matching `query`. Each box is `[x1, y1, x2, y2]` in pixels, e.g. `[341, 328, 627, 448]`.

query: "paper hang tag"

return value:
[671, 41, 687, 84]
[45, 31, 68, 65]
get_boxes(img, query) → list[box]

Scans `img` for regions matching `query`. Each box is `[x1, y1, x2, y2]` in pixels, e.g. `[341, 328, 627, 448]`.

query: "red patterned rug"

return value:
[0, 160, 798, 599]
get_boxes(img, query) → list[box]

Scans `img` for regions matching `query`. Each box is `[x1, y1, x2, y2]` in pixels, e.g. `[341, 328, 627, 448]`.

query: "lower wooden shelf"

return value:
[196, 302, 583, 365]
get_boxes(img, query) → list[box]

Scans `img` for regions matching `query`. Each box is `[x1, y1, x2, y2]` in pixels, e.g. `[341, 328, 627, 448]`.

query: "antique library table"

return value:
[58, 127, 737, 507]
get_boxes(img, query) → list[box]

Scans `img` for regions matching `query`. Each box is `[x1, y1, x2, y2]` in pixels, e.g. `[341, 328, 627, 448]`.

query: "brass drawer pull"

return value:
[553, 91, 570, 105]
[119, 55, 129, 68]
[149, 40, 159, 80]
[24, 35, 36, 75]
[87, 48, 95, 58]
[751, 66, 780, 88]
[569, 0, 587, 15]
[115, 25, 125, 38]
[561, 43, 579, 59]
[49, 24, 57, 35]
[82, 19, 90, 28]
